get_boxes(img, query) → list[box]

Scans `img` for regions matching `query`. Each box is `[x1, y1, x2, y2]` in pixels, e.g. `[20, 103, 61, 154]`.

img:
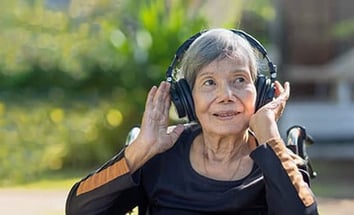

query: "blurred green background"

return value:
[0, 0, 276, 185]
[1, 1, 354, 215]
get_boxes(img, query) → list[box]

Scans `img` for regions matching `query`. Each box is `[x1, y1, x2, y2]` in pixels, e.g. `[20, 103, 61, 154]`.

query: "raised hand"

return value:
[125, 81, 184, 172]
[249, 81, 290, 145]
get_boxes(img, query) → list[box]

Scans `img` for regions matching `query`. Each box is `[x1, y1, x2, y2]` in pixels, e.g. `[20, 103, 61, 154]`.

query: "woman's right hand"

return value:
[125, 81, 184, 172]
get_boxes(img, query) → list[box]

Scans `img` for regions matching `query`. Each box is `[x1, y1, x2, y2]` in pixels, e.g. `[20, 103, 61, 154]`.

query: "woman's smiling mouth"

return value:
[213, 111, 239, 119]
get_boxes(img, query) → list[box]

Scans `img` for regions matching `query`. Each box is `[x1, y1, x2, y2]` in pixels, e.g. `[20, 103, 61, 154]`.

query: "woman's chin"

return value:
[203, 123, 248, 136]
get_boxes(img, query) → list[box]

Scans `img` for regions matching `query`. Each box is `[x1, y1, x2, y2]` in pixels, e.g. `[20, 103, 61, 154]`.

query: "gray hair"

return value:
[180, 28, 258, 89]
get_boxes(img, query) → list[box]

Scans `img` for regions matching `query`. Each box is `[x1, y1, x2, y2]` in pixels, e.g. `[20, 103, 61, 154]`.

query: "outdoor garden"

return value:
[0, 0, 353, 214]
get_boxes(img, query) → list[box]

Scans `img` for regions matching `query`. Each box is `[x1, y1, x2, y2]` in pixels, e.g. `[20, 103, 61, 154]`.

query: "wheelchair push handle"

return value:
[286, 125, 317, 179]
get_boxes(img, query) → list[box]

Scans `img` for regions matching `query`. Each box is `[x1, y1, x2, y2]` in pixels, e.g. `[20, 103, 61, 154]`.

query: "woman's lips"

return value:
[213, 111, 239, 118]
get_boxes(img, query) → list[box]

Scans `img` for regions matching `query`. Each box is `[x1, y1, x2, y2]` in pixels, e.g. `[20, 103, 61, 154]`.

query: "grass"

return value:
[310, 159, 354, 199]
[10, 177, 79, 190]
[3, 168, 90, 190]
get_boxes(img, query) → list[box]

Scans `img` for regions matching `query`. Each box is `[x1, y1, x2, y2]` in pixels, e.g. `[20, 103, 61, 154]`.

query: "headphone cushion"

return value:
[170, 82, 186, 118]
[255, 74, 274, 110]
[175, 79, 196, 121]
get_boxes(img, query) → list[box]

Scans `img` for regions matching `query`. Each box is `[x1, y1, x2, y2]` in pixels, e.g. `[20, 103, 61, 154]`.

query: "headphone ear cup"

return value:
[170, 79, 196, 122]
[170, 81, 186, 119]
[255, 74, 275, 110]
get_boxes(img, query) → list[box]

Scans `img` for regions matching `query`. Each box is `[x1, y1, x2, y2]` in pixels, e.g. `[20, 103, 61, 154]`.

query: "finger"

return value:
[160, 83, 172, 123]
[153, 81, 168, 106]
[162, 82, 171, 101]
[284, 82, 290, 99]
[162, 90, 171, 118]
[160, 82, 171, 112]
[274, 82, 290, 119]
[141, 86, 158, 129]
[274, 81, 284, 97]
[153, 82, 170, 117]
[275, 81, 290, 102]
[145, 85, 158, 110]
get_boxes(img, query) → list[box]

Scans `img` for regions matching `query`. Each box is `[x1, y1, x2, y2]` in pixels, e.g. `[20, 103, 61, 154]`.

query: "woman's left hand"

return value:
[249, 81, 290, 144]
[264, 80, 290, 121]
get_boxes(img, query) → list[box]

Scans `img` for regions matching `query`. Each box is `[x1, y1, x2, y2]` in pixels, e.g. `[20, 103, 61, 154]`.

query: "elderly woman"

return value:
[66, 28, 318, 214]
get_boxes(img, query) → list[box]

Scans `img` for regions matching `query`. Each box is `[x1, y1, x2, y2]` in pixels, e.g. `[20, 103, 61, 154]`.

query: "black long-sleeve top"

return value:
[66, 125, 318, 215]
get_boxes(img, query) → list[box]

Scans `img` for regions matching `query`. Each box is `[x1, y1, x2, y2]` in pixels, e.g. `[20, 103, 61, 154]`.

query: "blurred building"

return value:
[275, 0, 354, 142]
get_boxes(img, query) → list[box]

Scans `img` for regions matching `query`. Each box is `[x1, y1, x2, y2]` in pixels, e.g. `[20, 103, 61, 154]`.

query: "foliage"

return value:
[0, 0, 275, 184]
[0, 0, 209, 184]
[0, 92, 119, 184]
[0, 0, 206, 91]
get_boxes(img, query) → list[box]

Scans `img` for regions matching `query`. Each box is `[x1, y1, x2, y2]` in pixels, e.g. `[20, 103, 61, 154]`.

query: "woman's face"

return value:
[192, 53, 257, 136]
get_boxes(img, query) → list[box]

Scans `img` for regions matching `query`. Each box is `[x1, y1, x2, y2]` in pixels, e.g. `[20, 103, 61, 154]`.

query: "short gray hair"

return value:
[180, 28, 258, 89]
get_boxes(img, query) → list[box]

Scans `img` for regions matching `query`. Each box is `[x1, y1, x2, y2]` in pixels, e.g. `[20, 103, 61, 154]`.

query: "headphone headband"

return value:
[166, 29, 277, 82]
[166, 31, 203, 83]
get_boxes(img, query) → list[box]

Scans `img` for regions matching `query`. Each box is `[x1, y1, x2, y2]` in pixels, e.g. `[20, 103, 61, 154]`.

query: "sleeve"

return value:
[65, 148, 146, 215]
[250, 138, 319, 215]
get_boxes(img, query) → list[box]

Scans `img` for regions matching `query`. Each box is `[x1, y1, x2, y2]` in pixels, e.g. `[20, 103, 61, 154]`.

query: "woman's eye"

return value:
[203, 79, 215, 86]
[234, 77, 245, 84]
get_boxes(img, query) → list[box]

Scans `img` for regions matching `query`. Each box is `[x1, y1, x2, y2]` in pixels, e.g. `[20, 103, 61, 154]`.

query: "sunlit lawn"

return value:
[4, 168, 83, 188]
[10, 178, 78, 191]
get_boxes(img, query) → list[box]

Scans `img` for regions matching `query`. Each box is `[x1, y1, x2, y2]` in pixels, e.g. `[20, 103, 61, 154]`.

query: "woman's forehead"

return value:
[197, 57, 251, 76]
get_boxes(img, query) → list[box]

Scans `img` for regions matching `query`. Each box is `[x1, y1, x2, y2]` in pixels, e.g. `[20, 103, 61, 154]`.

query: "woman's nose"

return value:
[217, 83, 236, 103]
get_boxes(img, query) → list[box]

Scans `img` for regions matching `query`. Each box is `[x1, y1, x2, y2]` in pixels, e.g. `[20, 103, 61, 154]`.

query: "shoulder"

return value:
[176, 122, 202, 143]
[154, 123, 201, 158]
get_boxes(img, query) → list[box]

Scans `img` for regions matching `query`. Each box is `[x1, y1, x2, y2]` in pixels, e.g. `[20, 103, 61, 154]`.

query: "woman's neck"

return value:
[189, 129, 255, 181]
[201, 130, 250, 162]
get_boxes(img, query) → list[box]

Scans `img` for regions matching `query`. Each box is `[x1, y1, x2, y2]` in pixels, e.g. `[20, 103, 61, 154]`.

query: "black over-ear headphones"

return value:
[166, 29, 277, 122]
